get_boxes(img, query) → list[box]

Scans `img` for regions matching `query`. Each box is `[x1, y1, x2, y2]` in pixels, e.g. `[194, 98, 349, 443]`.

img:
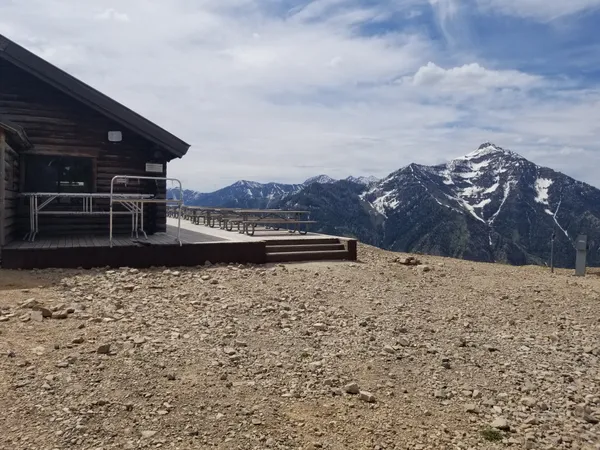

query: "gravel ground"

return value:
[0, 244, 599, 450]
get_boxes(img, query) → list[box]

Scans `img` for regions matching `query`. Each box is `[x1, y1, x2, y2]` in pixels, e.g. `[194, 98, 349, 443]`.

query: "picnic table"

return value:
[232, 209, 315, 236]
[21, 192, 154, 242]
[170, 205, 317, 236]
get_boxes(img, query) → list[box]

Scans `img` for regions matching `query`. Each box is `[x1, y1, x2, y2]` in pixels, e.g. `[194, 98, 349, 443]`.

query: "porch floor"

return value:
[4, 225, 225, 249]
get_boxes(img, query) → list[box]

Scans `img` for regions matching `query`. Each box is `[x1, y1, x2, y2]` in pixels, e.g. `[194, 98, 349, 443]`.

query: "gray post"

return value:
[550, 229, 556, 273]
[575, 235, 587, 277]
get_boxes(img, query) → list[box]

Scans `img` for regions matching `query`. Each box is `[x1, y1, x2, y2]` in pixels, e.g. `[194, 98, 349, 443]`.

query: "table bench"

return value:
[240, 219, 317, 235]
[21, 192, 153, 242]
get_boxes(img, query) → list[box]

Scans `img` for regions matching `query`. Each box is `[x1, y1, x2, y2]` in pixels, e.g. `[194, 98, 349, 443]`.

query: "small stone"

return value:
[583, 414, 599, 424]
[133, 336, 146, 346]
[52, 311, 68, 320]
[32, 346, 46, 355]
[524, 416, 540, 425]
[358, 391, 376, 403]
[141, 430, 157, 439]
[344, 382, 360, 395]
[30, 310, 44, 322]
[55, 361, 69, 368]
[491, 417, 509, 431]
[20, 298, 39, 309]
[465, 404, 479, 414]
[308, 361, 323, 370]
[97, 344, 111, 355]
[251, 418, 262, 425]
[313, 323, 327, 331]
[521, 397, 537, 408]
[383, 345, 395, 354]
[434, 389, 447, 399]
[34, 307, 52, 318]
[223, 347, 236, 356]
[72, 337, 84, 344]
[472, 390, 482, 399]
[400, 257, 421, 266]
[157, 410, 169, 415]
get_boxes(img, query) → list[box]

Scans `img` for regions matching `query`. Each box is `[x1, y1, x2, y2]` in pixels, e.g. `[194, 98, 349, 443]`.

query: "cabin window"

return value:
[24, 155, 94, 193]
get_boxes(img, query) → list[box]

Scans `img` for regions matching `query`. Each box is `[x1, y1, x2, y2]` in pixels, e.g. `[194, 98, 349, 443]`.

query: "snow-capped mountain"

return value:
[303, 175, 379, 186]
[346, 175, 379, 186]
[279, 143, 600, 268]
[169, 180, 303, 209]
[173, 174, 378, 208]
[304, 175, 337, 185]
[168, 145, 599, 267]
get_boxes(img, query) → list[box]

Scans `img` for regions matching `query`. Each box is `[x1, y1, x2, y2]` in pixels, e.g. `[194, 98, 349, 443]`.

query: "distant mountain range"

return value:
[170, 175, 380, 209]
[169, 143, 600, 268]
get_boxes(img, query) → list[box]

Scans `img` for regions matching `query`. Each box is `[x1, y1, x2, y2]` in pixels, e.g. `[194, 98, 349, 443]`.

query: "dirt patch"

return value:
[0, 245, 599, 449]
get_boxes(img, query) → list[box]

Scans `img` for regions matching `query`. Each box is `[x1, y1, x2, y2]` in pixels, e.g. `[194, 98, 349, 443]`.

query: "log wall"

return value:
[0, 58, 170, 239]
[3, 141, 20, 242]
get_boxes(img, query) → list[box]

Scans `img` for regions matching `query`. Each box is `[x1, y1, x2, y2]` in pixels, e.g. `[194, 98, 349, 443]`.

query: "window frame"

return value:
[20, 151, 97, 194]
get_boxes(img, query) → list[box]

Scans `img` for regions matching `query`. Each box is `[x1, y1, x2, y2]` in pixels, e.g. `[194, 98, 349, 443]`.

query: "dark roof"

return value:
[0, 34, 190, 159]
[0, 117, 32, 149]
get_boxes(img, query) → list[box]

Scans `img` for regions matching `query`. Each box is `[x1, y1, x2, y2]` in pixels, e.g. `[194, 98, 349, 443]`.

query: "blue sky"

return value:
[1, 0, 600, 190]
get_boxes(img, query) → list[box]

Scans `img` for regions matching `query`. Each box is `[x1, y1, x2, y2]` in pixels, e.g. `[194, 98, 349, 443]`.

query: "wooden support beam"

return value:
[0, 129, 6, 247]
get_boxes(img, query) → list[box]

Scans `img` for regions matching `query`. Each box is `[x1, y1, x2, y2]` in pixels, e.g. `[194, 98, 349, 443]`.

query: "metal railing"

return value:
[109, 176, 183, 248]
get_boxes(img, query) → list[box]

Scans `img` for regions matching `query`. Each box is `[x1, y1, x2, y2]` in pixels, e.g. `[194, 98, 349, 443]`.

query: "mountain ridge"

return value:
[170, 143, 600, 268]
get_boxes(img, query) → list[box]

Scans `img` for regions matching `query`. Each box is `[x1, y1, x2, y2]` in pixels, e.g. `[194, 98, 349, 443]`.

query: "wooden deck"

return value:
[4, 225, 224, 250]
[1, 226, 265, 269]
[1, 225, 358, 270]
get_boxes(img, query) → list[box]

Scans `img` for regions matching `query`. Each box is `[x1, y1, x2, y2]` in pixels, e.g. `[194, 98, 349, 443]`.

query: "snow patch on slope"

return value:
[368, 190, 399, 217]
[484, 183, 499, 194]
[490, 180, 514, 224]
[535, 178, 553, 205]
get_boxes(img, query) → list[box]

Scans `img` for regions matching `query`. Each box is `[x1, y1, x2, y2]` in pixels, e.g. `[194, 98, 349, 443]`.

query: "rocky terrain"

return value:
[1, 246, 599, 450]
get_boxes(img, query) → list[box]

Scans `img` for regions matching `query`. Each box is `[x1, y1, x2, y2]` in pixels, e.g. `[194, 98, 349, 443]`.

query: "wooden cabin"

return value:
[0, 34, 190, 261]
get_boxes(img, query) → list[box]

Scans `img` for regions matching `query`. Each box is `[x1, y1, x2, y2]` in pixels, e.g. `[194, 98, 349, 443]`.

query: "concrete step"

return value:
[266, 250, 350, 263]
[266, 243, 345, 253]
[265, 238, 340, 246]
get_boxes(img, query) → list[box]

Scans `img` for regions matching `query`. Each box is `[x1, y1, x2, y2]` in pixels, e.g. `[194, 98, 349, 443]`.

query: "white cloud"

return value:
[95, 8, 130, 22]
[476, 0, 600, 21]
[0, 0, 599, 191]
[428, 0, 460, 39]
[407, 62, 541, 91]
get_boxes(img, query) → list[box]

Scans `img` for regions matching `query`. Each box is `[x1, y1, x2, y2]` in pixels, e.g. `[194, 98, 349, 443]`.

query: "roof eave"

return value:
[0, 34, 191, 159]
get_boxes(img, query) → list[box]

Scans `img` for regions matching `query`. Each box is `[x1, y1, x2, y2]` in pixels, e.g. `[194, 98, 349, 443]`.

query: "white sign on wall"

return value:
[145, 163, 163, 173]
